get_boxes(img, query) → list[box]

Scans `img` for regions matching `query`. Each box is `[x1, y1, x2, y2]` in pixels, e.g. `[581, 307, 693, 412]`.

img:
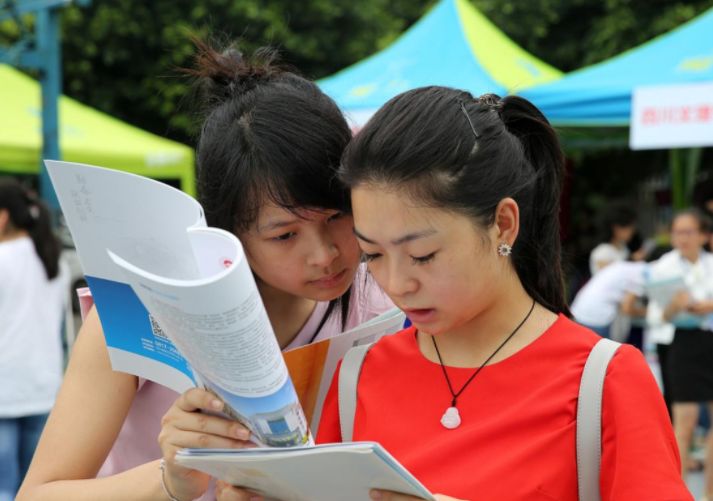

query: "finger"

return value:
[162, 409, 251, 441]
[159, 429, 253, 460]
[216, 480, 264, 501]
[370, 489, 422, 501]
[175, 388, 225, 413]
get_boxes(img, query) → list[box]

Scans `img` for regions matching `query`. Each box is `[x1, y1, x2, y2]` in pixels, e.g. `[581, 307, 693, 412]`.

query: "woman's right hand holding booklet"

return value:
[158, 388, 257, 501]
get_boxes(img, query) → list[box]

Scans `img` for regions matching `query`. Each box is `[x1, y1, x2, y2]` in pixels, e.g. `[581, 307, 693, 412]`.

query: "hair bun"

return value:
[188, 37, 288, 106]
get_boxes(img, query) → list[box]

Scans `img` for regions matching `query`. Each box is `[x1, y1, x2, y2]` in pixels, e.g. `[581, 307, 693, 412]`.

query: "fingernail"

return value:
[211, 399, 223, 410]
[249, 496, 263, 501]
[236, 428, 250, 440]
[369, 490, 382, 500]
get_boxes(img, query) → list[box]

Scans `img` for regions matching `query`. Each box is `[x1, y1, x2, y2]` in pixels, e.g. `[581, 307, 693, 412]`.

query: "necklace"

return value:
[432, 299, 536, 430]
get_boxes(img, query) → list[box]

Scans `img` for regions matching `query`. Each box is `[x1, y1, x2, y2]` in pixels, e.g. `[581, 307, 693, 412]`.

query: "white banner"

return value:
[630, 81, 713, 150]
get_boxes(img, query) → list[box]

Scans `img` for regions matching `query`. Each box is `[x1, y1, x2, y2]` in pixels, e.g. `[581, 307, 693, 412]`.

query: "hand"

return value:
[216, 480, 264, 501]
[369, 490, 466, 501]
[666, 290, 692, 318]
[158, 388, 254, 501]
[687, 300, 713, 315]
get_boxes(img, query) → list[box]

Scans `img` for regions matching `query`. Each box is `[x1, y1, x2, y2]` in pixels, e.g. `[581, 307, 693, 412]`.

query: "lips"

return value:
[403, 307, 436, 324]
[309, 269, 348, 288]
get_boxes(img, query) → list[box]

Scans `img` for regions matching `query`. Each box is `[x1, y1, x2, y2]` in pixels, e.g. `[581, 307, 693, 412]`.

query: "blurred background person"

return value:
[0, 178, 68, 501]
[589, 201, 638, 275]
[571, 260, 646, 339]
[646, 208, 713, 497]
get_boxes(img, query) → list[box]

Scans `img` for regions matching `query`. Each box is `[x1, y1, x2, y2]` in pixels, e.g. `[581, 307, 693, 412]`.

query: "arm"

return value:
[619, 292, 646, 318]
[16, 306, 166, 501]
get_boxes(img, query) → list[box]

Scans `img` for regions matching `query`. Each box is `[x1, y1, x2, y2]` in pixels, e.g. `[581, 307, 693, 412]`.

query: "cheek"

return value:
[331, 219, 360, 259]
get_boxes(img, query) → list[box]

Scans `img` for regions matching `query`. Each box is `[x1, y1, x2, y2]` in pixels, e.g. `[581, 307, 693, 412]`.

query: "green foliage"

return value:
[4, 0, 712, 144]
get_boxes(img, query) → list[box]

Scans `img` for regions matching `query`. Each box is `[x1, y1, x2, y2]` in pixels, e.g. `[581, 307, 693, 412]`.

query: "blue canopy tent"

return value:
[519, 8, 713, 208]
[520, 8, 713, 127]
[318, 0, 561, 128]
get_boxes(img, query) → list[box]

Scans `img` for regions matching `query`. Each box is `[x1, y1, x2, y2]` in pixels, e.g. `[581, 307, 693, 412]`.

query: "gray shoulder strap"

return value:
[338, 342, 374, 443]
[577, 338, 621, 501]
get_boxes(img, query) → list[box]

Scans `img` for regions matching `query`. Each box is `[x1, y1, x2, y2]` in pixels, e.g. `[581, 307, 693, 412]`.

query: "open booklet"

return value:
[47, 160, 405, 443]
[175, 442, 435, 501]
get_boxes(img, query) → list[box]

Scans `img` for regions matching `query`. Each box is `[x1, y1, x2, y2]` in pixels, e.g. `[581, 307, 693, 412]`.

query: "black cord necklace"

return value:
[432, 299, 536, 429]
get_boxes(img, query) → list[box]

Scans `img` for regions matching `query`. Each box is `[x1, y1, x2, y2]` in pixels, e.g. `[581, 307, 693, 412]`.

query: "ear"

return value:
[492, 197, 520, 246]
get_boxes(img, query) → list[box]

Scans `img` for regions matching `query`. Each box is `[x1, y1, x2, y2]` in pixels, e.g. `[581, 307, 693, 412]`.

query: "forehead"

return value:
[255, 203, 331, 229]
[672, 214, 701, 230]
[351, 185, 468, 240]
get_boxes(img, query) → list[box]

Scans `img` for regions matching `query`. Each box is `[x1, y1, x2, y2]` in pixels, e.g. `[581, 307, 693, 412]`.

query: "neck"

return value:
[257, 280, 317, 349]
[0, 228, 28, 243]
[418, 280, 558, 368]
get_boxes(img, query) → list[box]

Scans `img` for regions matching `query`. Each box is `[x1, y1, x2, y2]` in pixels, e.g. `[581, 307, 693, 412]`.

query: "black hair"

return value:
[186, 39, 353, 327]
[601, 201, 636, 242]
[0, 177, 61, 280]
[340, 87, 569, 315]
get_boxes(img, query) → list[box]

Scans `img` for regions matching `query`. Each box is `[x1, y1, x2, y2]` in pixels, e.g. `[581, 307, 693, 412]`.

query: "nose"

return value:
[307, 232, 339, 268]
[379, 260, 417, 298]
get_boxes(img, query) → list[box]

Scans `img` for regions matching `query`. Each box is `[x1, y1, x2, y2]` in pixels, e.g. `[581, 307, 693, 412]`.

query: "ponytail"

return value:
[0, 179, 60, 280]
[500, 96, 569, 316]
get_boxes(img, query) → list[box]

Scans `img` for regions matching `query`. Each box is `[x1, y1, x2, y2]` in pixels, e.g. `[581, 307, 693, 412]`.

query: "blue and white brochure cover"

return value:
[47, 160, 311, 447]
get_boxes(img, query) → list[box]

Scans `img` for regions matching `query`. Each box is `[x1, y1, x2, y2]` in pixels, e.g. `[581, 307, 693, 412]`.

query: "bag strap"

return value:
[576, 338, 621, 501]
[338, 342, 374, 442]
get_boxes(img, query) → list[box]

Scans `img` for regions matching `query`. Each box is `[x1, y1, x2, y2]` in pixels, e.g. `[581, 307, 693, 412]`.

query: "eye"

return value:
[272, 232, 296, 242]
[327, 211, 345, 223]
[411, 252, 436, 265]
[363, 252, 382, 262]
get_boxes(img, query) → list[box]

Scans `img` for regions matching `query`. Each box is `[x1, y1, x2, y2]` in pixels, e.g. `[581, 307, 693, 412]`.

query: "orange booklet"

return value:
[283, 308, 405, 433]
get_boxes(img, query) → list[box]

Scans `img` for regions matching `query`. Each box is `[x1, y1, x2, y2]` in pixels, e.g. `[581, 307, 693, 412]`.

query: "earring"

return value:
[497, 242, 512, 257]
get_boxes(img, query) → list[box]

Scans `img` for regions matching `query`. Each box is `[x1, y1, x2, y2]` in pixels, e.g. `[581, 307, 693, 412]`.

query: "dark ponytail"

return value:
[341, 86, 570, 315]
[0, 178, 61, 280]
[498, 96, 568, 315]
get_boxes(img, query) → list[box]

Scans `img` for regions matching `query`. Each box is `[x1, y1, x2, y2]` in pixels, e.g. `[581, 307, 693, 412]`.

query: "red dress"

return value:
[317, 315, 691, 500]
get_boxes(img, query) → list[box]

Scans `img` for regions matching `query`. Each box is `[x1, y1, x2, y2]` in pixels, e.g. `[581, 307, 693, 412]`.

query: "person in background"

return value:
[17, 40, 391, 501]
[0, 179, 68, 501]
[589, 202, 637, 275]
[646, 209, 713, 500]
[571, 260, 646, 339]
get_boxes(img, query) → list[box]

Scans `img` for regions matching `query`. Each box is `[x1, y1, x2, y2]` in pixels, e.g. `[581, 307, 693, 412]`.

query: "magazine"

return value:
[175, 442, 435, 501]
[47, 160, 405, 444]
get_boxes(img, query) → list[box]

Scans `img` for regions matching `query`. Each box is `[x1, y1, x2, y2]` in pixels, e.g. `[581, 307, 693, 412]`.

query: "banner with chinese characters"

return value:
[630, 82, 713, 150]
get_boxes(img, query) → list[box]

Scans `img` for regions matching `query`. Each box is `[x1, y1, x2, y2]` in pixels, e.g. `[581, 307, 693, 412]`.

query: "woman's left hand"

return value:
[215, 480, 263, 500]
[369, 490, 466, 501]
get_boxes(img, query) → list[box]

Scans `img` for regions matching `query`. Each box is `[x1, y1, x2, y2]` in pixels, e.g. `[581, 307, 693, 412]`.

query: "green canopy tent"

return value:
[0, 64, 195, 196]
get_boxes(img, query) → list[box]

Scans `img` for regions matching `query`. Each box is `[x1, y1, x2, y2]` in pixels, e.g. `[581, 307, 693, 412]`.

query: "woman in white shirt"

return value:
[0, 179, 67, 501]
[647, 209, 713, 495]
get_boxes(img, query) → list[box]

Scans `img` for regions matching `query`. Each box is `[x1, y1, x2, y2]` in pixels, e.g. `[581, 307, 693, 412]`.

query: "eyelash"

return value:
[362, 252, 437, 265]
[272, 232, 296, 242]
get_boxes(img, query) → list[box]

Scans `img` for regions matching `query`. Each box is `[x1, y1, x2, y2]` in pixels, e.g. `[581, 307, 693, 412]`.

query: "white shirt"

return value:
[0, 236, 69, 417]
[589, 242, 630, 275]
[572, 261, 646, 327]
[645, 249, 713, 344]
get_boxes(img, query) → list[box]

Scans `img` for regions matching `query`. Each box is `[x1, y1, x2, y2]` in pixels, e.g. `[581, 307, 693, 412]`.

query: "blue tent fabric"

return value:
[520, 8, 713, 126]
[318, 0, 505, 117]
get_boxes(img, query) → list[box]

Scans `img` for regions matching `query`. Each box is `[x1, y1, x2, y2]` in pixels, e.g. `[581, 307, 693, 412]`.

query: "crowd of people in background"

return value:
[570, 180, 713, 499]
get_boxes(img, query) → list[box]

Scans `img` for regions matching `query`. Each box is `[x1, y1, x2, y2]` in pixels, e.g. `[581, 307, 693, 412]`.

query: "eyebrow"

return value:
[353, 227, 437, 246]
[257, 219, 298, 232]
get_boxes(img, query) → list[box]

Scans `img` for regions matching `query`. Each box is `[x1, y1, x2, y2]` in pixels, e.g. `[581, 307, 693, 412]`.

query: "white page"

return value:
[176, 442, 435, 501]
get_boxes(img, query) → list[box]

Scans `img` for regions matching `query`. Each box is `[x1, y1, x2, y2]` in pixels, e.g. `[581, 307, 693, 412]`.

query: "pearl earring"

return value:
[497, 242, 512, 257]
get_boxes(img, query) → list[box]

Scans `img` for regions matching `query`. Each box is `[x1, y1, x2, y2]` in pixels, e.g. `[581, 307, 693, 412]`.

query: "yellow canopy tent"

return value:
[0, 64, 195, 196]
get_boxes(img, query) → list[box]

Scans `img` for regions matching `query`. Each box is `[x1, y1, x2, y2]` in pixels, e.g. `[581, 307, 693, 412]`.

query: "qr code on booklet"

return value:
[149, 314, 169, 340]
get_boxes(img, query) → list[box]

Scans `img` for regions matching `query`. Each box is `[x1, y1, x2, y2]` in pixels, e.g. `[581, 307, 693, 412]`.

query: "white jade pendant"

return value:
[440, 406, 461, 429]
